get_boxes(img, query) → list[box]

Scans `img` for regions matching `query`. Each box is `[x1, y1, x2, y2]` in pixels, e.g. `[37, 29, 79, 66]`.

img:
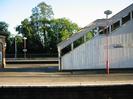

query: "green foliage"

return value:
[74, 37, 84, 48]
[0, 22, 8, 32]
[37, 2, 54, 19]
[6, 36, 14, 54]
[15, 2, 79, 55]
[0, 21, 10, 35]
[50, 18, 79, 42]
[0, 21, 12, 54]
[86, 31, 94, 41]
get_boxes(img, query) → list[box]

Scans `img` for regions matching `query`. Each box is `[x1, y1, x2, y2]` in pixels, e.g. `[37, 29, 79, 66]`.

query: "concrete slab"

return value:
[0, 64, 133, 87]
[0, 72, 132, 87]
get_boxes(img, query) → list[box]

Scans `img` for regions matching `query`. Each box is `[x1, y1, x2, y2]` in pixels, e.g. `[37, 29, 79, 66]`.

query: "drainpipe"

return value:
[58, 47, 61, 71]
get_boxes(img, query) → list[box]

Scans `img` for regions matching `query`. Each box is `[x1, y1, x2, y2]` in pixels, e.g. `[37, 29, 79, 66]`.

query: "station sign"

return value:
[23, 49, 27, 52]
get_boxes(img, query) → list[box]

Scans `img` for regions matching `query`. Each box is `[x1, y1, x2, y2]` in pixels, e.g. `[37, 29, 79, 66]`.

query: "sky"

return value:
[0, 0, 133, 35]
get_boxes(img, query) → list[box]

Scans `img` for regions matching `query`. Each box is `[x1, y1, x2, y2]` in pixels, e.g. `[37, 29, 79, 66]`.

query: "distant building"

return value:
[57, 3, 133, 70]
[0, 31, 7, 68]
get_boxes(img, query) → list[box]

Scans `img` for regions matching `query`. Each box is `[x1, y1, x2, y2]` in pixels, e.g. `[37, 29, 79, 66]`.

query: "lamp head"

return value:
[104, 10, 112, 15]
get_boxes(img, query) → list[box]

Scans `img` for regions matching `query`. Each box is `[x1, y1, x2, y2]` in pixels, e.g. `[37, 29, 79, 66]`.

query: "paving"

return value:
[0, 64, 133, 87]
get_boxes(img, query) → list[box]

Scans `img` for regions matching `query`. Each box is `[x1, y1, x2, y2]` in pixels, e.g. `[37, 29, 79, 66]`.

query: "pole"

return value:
[24, 39, 26, 59]
[106, 27, 109, 75]
[106, 14, 109, 75]
[23, 37, 27, 59]
[14, 37, 17, 59]
[3, 43, 6, 68]
[104, 10, 112, 75]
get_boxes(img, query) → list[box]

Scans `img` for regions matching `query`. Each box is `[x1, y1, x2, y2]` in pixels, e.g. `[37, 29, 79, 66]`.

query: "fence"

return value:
[6, 53, 58, 59]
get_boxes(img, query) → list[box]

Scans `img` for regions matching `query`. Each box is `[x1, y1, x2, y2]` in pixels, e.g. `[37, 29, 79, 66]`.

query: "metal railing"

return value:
[6, 53, 58, 59]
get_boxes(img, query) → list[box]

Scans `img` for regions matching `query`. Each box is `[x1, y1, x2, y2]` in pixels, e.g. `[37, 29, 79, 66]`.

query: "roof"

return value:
[57, 3, 133, 50]
[110, 3, 133, 23]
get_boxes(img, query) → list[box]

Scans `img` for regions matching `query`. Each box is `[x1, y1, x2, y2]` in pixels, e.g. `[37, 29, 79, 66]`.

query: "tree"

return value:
[0, 21, 10, 35]
[0, 21, 13, 56]
[40, 18, 80, 53]
[16, 2, 80, 56]
[16, 19, 44, 54]
[50, 18, 79, 42]
[31, 2, 54, 48]
[0, 22, 8, 32]
[37, 2, 54, 19]
[32, 2, 54, 20]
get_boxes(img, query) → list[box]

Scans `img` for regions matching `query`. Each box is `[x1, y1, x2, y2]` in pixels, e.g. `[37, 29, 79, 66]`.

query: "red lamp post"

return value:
[104, 10, 112, 75]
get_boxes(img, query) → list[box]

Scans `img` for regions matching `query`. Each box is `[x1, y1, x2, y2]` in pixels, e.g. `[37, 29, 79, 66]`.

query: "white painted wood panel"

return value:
[61, 20, 133, 70]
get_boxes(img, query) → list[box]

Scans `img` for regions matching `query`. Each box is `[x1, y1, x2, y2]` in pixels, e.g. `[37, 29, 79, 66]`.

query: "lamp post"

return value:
[14, 36, 17, 59]
[23, 37, 27, 59]
[104, 10, 112, 75]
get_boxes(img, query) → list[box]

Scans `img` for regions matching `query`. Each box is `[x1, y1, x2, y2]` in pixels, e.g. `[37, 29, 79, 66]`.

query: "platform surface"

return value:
[0, 72, 133, 87]
[0, 64, 132, 87]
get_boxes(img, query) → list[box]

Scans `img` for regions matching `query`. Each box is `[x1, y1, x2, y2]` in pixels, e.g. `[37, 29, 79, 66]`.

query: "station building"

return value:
[0, 31, 7, 68]
[58, 3, 133, 70]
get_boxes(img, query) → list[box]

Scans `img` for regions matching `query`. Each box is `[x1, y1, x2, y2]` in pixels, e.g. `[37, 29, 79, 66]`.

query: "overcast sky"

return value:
[0, 0, 132, 35]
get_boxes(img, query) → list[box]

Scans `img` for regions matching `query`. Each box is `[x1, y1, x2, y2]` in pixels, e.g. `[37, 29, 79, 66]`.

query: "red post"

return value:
[104, 10, 112, 75]
[106, 29, 109, 75]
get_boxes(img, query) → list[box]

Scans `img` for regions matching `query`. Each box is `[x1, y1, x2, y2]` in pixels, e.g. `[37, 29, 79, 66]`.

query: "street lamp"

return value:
[23, 37, 27, 59]
[14, 36, 17, 59]
[104, 10, 112, 75]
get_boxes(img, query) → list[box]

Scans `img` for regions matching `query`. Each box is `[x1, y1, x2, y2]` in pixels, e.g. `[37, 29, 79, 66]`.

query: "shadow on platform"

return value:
[0, 66, 58, 72]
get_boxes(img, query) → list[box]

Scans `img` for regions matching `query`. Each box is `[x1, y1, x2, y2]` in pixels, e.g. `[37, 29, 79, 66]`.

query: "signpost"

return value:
[23, 37, 27, 59]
